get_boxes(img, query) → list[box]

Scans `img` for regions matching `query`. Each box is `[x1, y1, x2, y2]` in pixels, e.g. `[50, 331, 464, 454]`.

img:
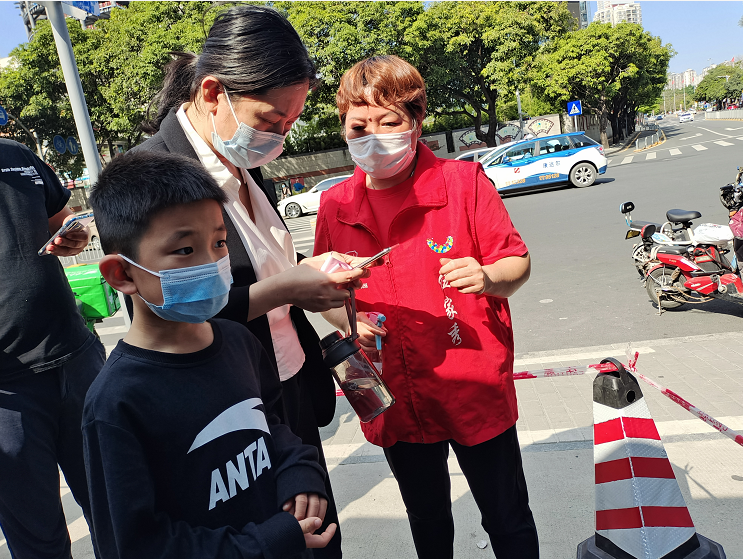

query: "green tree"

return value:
[0, 18, 97, 178]
[0, 2, 218, 177]
[280, 1, 423, 138]
[532, 22, 672, 147]
[693, 65, 743, 107]
[406, 1, 574, 146]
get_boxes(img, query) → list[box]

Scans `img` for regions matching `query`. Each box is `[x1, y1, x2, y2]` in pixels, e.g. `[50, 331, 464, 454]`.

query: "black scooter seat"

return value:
[666, 209, 701, 223]
[656, 246, 688, 255]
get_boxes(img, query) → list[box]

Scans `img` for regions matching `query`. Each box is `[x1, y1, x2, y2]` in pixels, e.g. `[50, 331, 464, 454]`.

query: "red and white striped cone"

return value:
[577, 358, 726, 559]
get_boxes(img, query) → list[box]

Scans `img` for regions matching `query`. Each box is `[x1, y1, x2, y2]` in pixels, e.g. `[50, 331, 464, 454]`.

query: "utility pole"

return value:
[42, 1, 101, 184]
[516, 88, 524, 138]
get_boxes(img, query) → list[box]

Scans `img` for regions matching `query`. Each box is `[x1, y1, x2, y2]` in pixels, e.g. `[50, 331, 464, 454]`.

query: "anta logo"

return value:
[209, 436, 272, 510]
[186, 398, 273, 511]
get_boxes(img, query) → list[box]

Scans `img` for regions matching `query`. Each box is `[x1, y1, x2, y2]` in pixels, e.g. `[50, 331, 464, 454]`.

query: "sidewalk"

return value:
[94, 313, 743, 558]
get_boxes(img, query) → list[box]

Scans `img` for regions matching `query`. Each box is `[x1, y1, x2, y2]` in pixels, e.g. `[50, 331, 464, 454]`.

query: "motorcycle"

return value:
[621, 200, 741, 314]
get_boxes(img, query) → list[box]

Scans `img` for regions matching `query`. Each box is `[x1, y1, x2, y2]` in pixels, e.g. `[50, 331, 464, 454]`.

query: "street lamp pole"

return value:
[42, 1, 101, 184]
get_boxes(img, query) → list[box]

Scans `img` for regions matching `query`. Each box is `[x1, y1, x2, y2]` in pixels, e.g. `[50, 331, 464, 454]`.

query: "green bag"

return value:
[64, 263, 120, 320]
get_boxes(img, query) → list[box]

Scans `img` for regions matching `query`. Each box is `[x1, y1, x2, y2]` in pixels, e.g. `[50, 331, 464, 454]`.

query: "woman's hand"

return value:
[304, 251, 385, 272]
[439, 257, 490, 295]
[439, 254, 531, 298]
[354, 312, 387, 352]
[278, 265, 366, 313]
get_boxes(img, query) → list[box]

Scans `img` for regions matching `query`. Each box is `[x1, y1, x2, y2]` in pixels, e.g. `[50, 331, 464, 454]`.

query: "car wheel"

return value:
[285, 203, 302, 218]
[91, 236, 101, 250]
[570, 162, 596, 188]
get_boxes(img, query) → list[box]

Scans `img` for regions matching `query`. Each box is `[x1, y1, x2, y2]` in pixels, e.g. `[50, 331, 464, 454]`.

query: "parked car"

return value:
[678, 112, 694, 123]
[480, 132, 607, 193]
[276, 174, 352, 218]
[656, 115, 664, 120]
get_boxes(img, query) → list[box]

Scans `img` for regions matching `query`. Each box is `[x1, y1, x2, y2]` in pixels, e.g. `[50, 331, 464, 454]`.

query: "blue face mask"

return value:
[120, 254, 233, 323]
[210, 89, 287, 169]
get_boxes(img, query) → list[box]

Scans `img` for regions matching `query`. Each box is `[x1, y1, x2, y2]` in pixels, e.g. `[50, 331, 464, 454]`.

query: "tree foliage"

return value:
[693, 65, 743, 106]
[532, 22, 672, 147]
[405, 1, 574, 146]
[0, 1, 217, 177]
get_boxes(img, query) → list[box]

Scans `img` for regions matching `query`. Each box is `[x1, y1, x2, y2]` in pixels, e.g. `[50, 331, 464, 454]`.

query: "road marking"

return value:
[691, 144, 707, 151]
[607, 159, 613, 165]
[697, 126, 734, 137]
[646, 152, 657, 160]
[669, 148, 682, 156]
[738, 137, 743, 141]
[714, 140, 735, 146]
[514, 346, 655, 366]
[725, 127, 743, 130]
[678, 133, 702, 140]
[620, 156, 634, 165]
[67, 516, 90, 543]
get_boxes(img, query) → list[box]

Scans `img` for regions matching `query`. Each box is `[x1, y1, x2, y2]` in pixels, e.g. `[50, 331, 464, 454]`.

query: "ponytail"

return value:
[141, 5, 316, 135]
[141, 52, 198, 135]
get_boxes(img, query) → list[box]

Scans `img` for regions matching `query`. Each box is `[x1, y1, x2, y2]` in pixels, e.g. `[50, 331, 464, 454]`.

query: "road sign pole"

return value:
[574, 115, 577, 132]
[43, 1, 101, 184]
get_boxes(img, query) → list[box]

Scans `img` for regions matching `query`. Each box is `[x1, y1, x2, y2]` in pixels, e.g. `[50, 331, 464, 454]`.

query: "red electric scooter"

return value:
[621, 201, 742, 314]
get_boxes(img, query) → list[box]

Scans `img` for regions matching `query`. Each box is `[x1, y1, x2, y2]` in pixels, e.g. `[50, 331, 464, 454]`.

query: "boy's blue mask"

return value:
[120, 254, 233, 323]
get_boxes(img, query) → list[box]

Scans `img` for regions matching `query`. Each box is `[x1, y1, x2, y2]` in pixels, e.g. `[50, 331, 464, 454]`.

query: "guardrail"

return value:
[636, 131, 661, 151]
[705, 109, 743, 119]
[58, 244, 105, 268]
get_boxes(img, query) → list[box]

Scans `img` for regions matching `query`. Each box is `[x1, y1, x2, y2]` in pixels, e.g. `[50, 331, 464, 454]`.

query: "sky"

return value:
[0, 1, 742, 76]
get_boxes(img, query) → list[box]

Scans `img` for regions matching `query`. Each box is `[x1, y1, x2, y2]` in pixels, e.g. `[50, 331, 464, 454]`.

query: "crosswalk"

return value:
[608, 135, 743, 167]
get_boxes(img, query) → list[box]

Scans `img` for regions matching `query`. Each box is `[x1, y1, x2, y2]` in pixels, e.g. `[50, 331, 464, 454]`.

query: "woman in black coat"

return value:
[132, 6, 367, 557]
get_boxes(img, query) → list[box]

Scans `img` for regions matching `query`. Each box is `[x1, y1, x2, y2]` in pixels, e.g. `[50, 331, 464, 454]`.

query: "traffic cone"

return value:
[577, 358, 726, 559]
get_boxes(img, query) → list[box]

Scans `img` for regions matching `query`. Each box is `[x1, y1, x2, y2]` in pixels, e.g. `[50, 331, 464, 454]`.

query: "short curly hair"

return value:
[336, 55, 427, 129]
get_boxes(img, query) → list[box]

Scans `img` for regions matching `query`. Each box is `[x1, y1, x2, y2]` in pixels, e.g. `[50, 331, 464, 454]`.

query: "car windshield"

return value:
[570, 135, 598, 148]
[315, 177, 346, 192]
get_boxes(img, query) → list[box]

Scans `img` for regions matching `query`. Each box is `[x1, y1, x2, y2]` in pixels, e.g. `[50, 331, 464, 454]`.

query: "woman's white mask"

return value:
[346, 129, 417, 179]
[211, 89, 287, 169]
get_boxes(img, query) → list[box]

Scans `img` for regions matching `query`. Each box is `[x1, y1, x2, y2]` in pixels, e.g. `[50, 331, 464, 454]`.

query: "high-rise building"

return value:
[567, 1, 590, 30]
[15, 1, 129, 38]
[594, 1, 642, 26]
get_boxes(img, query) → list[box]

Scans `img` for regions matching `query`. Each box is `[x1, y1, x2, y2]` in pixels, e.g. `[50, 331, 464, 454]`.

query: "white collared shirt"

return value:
[176, 105, 305, 381]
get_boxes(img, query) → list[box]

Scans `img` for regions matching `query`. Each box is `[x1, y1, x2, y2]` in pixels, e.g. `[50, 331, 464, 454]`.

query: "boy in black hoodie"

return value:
[83, 151, 336, 559]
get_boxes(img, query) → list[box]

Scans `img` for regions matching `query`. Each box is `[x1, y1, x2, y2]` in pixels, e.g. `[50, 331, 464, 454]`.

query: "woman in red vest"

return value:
[314, 55, 538, 559]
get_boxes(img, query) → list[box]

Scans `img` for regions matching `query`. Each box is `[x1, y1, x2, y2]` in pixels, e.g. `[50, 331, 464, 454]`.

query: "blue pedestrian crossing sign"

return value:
[53, 135, 67, 155]
[567, 100, 583, 116]
[66, 137, 79, 155]
[0, 106, 7, 126]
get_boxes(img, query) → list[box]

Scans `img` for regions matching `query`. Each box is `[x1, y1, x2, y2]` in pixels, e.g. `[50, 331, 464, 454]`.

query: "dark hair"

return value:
[142, 5, 316, 134]
[337, 55, 427, 129]
[89, 152, 227, 258]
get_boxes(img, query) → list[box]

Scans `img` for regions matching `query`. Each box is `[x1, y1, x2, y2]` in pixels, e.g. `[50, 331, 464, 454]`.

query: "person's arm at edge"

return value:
[480, 253, 531, 298]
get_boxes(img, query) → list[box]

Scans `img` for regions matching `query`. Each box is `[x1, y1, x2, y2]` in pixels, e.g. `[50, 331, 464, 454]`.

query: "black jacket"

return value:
[131, 109, 336, 426]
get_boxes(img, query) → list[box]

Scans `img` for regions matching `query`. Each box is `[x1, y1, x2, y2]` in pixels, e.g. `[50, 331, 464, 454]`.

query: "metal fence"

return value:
[58, 244, 105, 268]
[705, 109, 743, 120]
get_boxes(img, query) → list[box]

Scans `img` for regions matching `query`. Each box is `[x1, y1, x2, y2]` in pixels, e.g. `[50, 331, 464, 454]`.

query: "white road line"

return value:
[678, 133, 702, 140]
[714, 140, 735, 146]
[725, 127, 743, 130]
[669, 148, 682, 156]
[738, 137, 743, 141]
[67, 516, 90, 543]
[646, 152, 657, 160]
[96, 325, 128, 336]
[691, 144, 707, 151]
[697, 126, 734, 137]
[620, 156, 634, 165]
[607, 159, 613, 165]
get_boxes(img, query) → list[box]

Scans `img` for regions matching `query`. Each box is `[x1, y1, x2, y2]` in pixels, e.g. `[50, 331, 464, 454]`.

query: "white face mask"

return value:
[346, 129, 417, 179]
[210, 89, 287, 169]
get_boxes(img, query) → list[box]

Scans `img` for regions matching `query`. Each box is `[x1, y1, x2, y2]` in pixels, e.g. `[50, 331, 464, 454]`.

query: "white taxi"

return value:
[479, 133, 607, 193]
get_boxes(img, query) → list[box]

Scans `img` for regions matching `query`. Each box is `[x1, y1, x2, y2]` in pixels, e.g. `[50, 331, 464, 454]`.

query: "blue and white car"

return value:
[479, 132, 607, 193]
